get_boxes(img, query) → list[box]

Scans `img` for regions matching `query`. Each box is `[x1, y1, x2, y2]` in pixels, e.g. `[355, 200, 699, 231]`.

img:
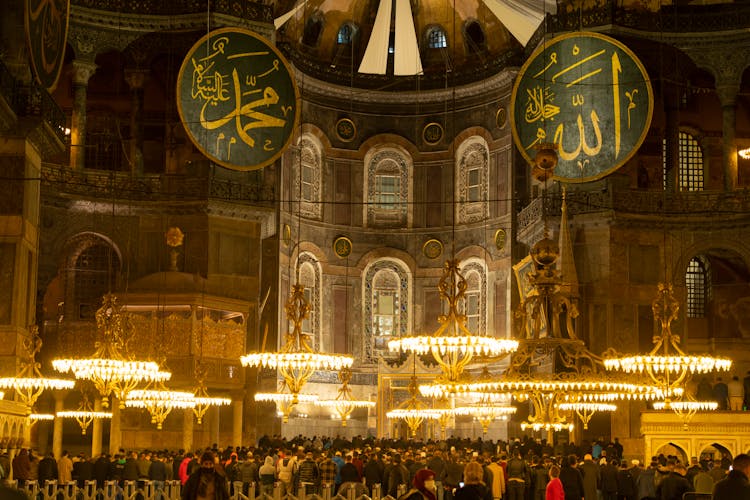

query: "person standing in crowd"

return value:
[454, 462, 492, 500]
[600, 458, 619, 500]
[712, 453, 750, 499]
[364, 452, 384, 495]
[319, 452, 337, 493]
[531, 456, 549, 500]
[616, 461, 636, 500]
[506, 448, 530, 500]
[181, 450, 229, 500]
[58, 450, 73, 484]
[729, 375, 744, 411]
[545, 465, 564, 500]
[38, 452, 58, 484]
[259, 455, 277, 496]
[559, 455, 584, 500]
[580, 454, 600, 500]
[276, 451, 297, 496]
[11, 449, 31, 487]
[399, 469, 438, 500]
[298, 451, 321, 495]
[655, 464, 691, 500]
[486, 455, 506, 500]
[636, 461, 657, 500]
[239, 453, 259, 497]
[387, 454, 411, 498]
[149, 453, 168, 500]
[692, 464, 714, 495]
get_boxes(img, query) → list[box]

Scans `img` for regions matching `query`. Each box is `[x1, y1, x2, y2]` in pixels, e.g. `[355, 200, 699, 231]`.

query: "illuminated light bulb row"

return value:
[520, 421, 574, 432]
[0, 377, 75, 391]
[57, 410, 113, 419]
[652, 400, 718, 411]
[29, 413, 55, 421]
[603, 356, 732, 374]
[420, 380, 668, 400]
[240, 353, 354, 370]
[387, 336, 518, 356]
[52, 359, 170, 382]
[315, 399, 375, 409]
[386, 408, 444, 419]
[254, 393, 318, 403]
[192, 396, 232, 406]
[557, 402, 617, 412]
[125, 390, 197, 409]
[452, 406, 517, 417]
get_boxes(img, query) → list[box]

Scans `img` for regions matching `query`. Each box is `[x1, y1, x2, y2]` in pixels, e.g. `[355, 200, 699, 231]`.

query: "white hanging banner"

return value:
[394, 0, 423, 75]
[274, 0, 310, 30]
[358, 0, 392, 74]
[481, 0, 555, 46]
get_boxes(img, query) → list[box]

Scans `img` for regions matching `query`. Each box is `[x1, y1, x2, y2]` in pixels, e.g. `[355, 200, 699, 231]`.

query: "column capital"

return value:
[124, 69, 150, 90]
[71, 60, 98, 87]
[716, 84, 740, 108]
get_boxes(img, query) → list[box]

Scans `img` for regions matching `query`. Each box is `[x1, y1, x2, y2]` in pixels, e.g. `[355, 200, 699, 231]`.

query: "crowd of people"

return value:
[1, 434, 749, 500]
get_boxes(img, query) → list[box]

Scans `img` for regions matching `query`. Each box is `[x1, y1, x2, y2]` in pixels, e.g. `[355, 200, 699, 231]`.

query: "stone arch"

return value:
[361, 257, 412, 363]
[295, 252, 323, 351]
[697, 441, 734, 463]
[455, 135, 490, 224]
[362, 143, 414, 229]
[294, 132, 324, 220]
[653, 440, 689, 464]
[458, 257, 488, 335]
[673, 243, 750, 287]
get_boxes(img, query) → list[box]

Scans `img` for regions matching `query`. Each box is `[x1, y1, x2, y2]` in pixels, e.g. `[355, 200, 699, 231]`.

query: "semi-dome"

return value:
[276, 0, 551, 89]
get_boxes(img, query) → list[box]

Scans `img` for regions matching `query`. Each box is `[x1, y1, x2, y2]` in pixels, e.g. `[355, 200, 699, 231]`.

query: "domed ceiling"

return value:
[276, 0, 555, 89]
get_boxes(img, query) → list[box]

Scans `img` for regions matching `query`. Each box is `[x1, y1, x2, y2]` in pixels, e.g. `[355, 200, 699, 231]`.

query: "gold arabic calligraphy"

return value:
[522, 44, 640, 169]
[189, 36, 293, 159]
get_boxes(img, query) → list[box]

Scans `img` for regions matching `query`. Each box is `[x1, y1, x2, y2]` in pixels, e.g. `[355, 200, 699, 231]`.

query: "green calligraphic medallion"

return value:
[25, 0, 70, 91]
[177, 28, 300, 171]
[511, 32, 653, 183]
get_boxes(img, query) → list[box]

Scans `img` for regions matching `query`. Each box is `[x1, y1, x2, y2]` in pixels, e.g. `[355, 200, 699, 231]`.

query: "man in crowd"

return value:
[712, 453, 750, 499]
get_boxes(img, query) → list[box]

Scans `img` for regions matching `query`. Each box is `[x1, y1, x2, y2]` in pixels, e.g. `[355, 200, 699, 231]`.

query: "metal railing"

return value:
[6, 478, 442, 500]
[0, 59, 66, 143]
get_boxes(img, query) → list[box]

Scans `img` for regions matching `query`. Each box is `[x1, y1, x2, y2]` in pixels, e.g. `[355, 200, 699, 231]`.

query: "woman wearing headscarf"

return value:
[399, 468, 438, 500]
[454, 461, 493, 500]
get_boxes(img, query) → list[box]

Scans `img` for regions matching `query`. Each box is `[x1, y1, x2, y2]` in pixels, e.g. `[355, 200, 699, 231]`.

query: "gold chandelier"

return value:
[388, 259, 517, 385]
[53, 294, 170, 409]
[315, 368, 374, 426]
[29, 413, 55, 424]
[453, 391, 516, 434]
[557, 402, 617, 430]
[0, 326, 75, 412]
[604, 283, 731, 409]
[386, 375, 442, 438]
[125, 383, 196, 429]
[241, 284, 353, 405]
[191, 362, 231, 425]
[255, 391, 318, 423]
[57, 393, 112, 435]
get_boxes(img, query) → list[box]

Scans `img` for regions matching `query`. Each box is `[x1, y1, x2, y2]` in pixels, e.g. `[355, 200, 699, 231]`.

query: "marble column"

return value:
[91, 398, 103, 457]
[109, 398, 122, 455]
[124, 69, 148, 176]
[53, 392, 65, 459]
[183, 407, 194, 452]
[717, 85, 739, 191]
[69, 60, 98, 170]
[210, 405, 220, 446]
[232, 397, 244, 446]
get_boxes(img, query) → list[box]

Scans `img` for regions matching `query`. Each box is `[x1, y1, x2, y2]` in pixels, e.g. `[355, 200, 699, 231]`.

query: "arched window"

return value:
[296, 135, 322, 220]
[663, 131, 704, 191]
[686, 256, 710, 318]
[365, 147, 411, 228]
[296, 253, 321, 350]
[464, 21, 486, 53]
[302, 17, 324, 47]
[67, 235, 121, 319]
[456, 137, 489, 223]
[426, 26, 448, 49]
[460, 260, 487, 334]
[364, 260, 410, 361]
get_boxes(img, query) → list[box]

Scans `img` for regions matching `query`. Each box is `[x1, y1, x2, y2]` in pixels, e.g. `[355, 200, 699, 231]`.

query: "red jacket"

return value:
[545, 477, 564, 500]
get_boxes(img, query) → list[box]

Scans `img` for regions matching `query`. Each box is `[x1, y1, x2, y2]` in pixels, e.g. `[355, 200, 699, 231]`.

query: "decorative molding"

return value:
[365, 149, 410, 228]
[456, 139, 490, 224]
